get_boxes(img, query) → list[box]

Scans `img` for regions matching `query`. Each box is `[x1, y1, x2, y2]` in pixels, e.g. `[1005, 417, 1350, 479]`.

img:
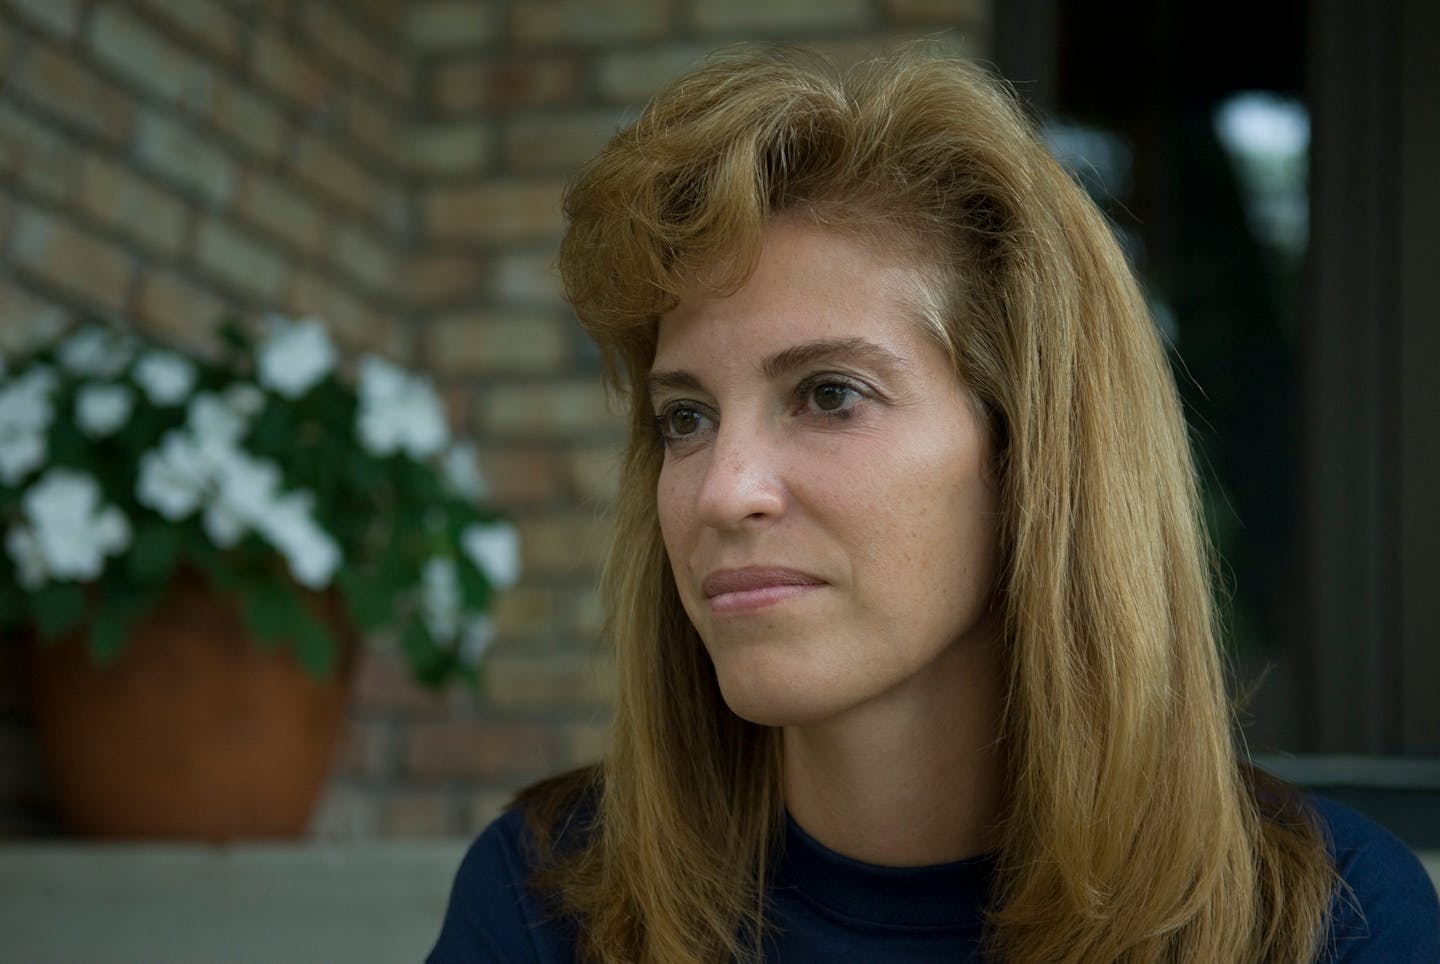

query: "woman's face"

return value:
[652, 217, 1001, 727]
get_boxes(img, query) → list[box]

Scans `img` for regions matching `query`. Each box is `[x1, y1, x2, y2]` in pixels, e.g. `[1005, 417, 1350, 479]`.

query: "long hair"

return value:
[526, 45, 1334, 963]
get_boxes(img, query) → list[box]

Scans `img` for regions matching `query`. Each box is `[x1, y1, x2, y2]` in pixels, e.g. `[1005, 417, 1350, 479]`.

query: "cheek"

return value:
[655, 464, 693, 558]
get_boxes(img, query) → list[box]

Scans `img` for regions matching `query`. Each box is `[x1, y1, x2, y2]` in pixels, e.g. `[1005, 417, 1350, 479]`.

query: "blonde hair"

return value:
[524, 45, 1334, 963]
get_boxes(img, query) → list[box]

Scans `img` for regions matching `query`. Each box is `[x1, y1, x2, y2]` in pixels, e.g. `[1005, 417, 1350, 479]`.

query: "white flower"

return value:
[257, 315, 336, 399]
[0, 368, 57, 485]
[0, 428, 45, 487]
[203, 449, 281, 547]
[21, 468, 131, 582]
[441, 441, 488, 501]
[133, 350, 197, 406]
[420, 556, 461, 642]
[223, 383, 265, 418]
[136, 430, 208, 520]
[75, 383, 134, 437]
[457, 613, 496, 667]
[356, 355, 449, 460]
[260, 490, 341, 589]
[186, 392, 248, 454]
[5, 524, 46, 589]
[460, 522, 520, 590]
[57, 325, 135, 378]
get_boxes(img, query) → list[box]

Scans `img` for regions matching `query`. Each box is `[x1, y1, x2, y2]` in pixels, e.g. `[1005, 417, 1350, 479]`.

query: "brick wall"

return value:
[0, 0, 989, 839]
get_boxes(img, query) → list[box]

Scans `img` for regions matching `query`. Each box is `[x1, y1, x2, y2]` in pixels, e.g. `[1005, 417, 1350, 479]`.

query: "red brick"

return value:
[560, 720, 611, 768]
[404, 721, 555, 780]
[299, 4, 407, 100]
[424, 179, 565, 243]
[293, 133, 388, 223]
[135, 0, 245, 62]
[135, 269, 231, 356]
[284, 271, 391, 352]
[0, 104, 77, 200]
[6, 0, 83, 38]
[489, 249, 565, 305]
[379, 793, 455, 837]
[253, 29, 335, 113]
[502, 110, 625, 173]
[15, 43, 133, 143]
[78, 154, 190, 256]
[0, 280, 66, 357]
[885, 0, 986, 26]
[595, 44, 710, 104]
[431, 57, 582, 113]
[461, 791, 515, 832]
[344, 92, 398, 168]
[515, 512, 613, 578]
[331, 222, 398, 293]
[405, 123, 492, 177]
[566, 445, 622, 505]
[483, 653, 614, 712]
[335, 718, 396, 781]
[307, 784, 381, 838]
[570, 586, 604, 637]
[403, 252, 488, 305]
[473, 448, 566, 508]
[511, 0, 670, 45]
[491, 585, 565, 637]
[357, 0, 406, 32]
[88, 5, 215, 115]
[408, 2, 495, 51]
[236, 170, 329, 256]
[426, 310, 571, 375]
[214, 80, 291, 162]
[475, 379, 619, 439]
[10, 205, 135, 315]
[352, 648, 448, 714]
[690, 0, 870, 32]
[134, 109, 236, 207]
[194, 216, 290, 301]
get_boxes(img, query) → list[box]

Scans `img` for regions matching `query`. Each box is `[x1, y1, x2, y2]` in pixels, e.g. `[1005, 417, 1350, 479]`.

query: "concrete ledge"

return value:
[0, 841, 1434, 963]
[0, 841, 468, 964]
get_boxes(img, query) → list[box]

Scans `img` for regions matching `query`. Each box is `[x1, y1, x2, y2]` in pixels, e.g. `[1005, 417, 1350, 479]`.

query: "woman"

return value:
[430, 47, 1439, 963]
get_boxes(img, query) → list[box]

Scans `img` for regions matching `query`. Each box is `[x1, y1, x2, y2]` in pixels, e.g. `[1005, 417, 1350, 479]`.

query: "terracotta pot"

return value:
[26, 571, 355, 841]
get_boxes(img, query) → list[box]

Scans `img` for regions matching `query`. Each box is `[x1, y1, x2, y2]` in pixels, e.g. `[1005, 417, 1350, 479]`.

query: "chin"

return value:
[713, 667, 853, 728]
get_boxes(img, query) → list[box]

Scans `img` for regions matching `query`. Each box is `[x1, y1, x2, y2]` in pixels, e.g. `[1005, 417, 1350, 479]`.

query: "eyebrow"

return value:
[646, 337, 909, 397]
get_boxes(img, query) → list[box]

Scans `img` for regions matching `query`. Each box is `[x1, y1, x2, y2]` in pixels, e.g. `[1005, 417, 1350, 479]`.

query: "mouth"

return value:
[701, 566, 826, 615]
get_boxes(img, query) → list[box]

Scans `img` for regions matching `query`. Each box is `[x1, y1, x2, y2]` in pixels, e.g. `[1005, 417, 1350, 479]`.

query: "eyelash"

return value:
[653, 374, 872, 447]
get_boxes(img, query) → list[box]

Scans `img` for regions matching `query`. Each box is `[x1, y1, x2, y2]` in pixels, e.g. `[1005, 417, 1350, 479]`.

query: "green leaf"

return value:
[31, 583, 88, 640]
[336, 569, 393, 632]
[217, 318, 252, 357]
[88, 587, 160, 666]
[0, 580, 26, 630]
[290, 611, 337, 679]
[240, 580, 337, 677]
[127, 522, 182, 585]
[241, 580, 295, 650]
[401, 620, 445, 686]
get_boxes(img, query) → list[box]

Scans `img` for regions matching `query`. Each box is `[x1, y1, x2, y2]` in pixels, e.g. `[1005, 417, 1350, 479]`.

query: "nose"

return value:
[693, 421, 786, 529]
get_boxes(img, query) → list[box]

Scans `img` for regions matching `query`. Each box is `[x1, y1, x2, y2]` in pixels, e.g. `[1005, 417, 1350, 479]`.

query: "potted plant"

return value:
[0, 317, 519, 839]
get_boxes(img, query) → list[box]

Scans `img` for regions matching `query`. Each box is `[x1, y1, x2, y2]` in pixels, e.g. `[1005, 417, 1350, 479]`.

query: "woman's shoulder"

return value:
[427, 770, 598, 964]
[1306, 794, 1440, 962]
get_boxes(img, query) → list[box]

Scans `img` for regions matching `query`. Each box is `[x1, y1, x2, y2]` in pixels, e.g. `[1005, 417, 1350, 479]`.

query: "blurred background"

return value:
[0, 0, 1434, 960]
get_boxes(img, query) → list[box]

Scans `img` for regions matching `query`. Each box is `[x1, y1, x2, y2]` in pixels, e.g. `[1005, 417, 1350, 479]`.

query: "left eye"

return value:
[802, 379, 863, 414]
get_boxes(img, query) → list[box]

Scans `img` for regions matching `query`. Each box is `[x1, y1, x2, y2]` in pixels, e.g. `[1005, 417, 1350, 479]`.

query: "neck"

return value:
[781, 623, 1004, 867]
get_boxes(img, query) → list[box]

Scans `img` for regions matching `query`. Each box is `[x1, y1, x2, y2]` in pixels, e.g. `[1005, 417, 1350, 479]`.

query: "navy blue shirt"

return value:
[428, 795, 1440, 962]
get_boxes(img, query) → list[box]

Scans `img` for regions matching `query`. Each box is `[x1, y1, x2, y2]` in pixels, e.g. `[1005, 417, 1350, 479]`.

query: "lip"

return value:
[701, 566, 826, 615]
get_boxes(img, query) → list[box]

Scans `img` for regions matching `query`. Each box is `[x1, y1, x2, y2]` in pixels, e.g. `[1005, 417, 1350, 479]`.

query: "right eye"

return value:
[655, 403, 713, 445]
